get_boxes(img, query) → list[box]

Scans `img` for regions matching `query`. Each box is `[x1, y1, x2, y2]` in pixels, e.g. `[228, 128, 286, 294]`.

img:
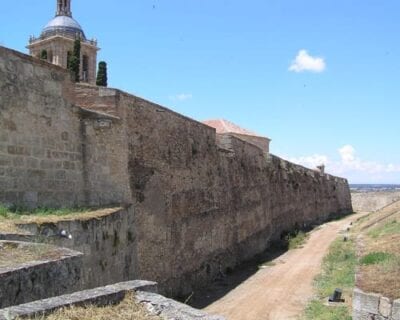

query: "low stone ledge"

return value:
[380, 297, 393, 318]
[353, 288, 400, 320]
[353, 288, 380, 314]
[136, 291, 226, 320]
[0, 280, 157, 320]
[0, 241, 84, 309]
[392, 299, 400, 320]
[0, 233, 36, 242]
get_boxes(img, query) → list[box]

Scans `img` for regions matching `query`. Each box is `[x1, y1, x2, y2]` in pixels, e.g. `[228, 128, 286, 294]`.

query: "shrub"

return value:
[96, 61, 108, 87]
[68, 39, 81, 82]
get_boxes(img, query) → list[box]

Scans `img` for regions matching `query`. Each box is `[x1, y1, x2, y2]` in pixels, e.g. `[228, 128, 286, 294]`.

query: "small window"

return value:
[39, 49, 48, 60]
[48, 51, 53, 64]
[82, 55, 89, 82]
[67, 51, 72, 68]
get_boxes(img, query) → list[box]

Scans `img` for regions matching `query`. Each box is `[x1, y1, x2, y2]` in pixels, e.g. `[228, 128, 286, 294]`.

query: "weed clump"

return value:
[360, 252, 394, 265]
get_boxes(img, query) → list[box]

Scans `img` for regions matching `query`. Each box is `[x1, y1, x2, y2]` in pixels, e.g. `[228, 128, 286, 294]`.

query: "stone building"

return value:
[27, 0, 99, 84]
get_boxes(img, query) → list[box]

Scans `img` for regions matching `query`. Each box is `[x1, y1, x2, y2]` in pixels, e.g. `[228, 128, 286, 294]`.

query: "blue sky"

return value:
[1, 0, 400, 183]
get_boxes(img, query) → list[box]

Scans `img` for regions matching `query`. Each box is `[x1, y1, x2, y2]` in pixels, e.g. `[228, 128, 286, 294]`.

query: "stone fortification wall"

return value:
[352, 191, 400, 213]
[112, 90, 352, 295]
[0, 46, 353, 296]
[0, 47, 84, 208]
[130, 102, 351, 294]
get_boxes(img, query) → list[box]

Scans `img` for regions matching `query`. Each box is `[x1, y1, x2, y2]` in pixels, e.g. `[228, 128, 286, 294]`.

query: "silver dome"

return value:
[42, 15, 86, 39]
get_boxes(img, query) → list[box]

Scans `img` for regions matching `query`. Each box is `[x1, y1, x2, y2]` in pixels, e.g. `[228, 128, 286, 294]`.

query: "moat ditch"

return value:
[185, 212, 354, 310]
[187, 240, 288, 309]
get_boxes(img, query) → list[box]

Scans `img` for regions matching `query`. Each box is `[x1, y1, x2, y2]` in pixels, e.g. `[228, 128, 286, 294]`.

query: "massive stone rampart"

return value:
[0, 46, 353, 296]
[74, 78, 352, 295]
[351, 191, 400, 212]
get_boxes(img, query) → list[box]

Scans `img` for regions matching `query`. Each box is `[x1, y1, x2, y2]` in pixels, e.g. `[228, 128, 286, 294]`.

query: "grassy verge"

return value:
[0, 204, 122, 234]
[357, 214, 400, 299]
[0, 205, 91, 219]
[368, 218, 400, 238]
[303, 237, 356, 320]
[0, 242, 63, 268]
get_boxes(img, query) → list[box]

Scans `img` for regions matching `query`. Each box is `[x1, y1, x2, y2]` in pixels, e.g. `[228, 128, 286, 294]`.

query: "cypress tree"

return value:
[68, 39, 81, 82]
[40, 49, 48, 60]
[96, 61, 108, 87]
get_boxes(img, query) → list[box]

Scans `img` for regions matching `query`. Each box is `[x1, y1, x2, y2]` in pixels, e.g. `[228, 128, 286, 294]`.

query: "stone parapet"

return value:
[353, 288, 400, 320]
[0, 280, 157, 320]
[136, 291, 226, 320]
[0, 45, 353, 297]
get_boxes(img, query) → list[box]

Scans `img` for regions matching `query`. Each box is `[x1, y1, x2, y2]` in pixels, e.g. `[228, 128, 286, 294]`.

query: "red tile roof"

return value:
[203, 119, 259, 136]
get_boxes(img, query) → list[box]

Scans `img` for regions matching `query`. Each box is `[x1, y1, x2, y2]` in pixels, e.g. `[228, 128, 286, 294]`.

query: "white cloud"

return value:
[335, 145, 400, 174]
[169, 93, 193, 101]
[288, 154, 329, 169]
[284, 144, 400, 183]
[338, 145, 356, 163]
[289, 49, 326, 73]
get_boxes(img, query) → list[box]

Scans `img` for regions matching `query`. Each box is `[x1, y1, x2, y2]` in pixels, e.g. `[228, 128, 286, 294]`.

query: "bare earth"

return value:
[205, 213, 364, 320]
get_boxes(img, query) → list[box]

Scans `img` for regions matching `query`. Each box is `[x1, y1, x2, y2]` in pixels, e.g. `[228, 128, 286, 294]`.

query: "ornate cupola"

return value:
[27, 0, 99, 84]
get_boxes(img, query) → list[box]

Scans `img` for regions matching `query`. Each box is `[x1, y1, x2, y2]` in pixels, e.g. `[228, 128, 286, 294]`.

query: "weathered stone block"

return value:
[62, 161, 75, 170]
[40, 159, 56, 169]
[26, 157, 39, 169]
[136, 291, 226, 320]
[353, 288, 380, 314]
[31, 147, 45, 158]
[0, 132, 8, 143]
[379, 296, 392, 318]
[0, 155, 11, 166]
[7, 145, 28, 156]
[352, 309, 369, 320]
[12, 156, 25, 167]
[22, 191, 38, 208]
[393, 299, 400, 320]
[54, 170, 66, 180]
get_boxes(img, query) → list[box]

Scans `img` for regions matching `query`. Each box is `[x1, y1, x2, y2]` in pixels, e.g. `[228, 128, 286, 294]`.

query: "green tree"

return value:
[96, 61, 108, 87]
[68, 39, 81, 82]
[40, 49, 48, 60]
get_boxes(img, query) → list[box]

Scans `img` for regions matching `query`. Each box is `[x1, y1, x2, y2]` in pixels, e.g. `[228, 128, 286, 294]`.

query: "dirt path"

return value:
[205, 213, 365, 320]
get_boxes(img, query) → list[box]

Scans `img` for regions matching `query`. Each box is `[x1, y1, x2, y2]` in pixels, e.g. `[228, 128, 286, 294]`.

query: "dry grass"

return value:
[357, 200, 400, 232]
[0, 207, 123, 234]
[357, 209, 400, 300]
[26, 292, 160, 320]
[0, 242, 61, 269]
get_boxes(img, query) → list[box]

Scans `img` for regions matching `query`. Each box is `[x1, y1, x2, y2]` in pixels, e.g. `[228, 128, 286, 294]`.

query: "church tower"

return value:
[27, 0, 99, 84]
